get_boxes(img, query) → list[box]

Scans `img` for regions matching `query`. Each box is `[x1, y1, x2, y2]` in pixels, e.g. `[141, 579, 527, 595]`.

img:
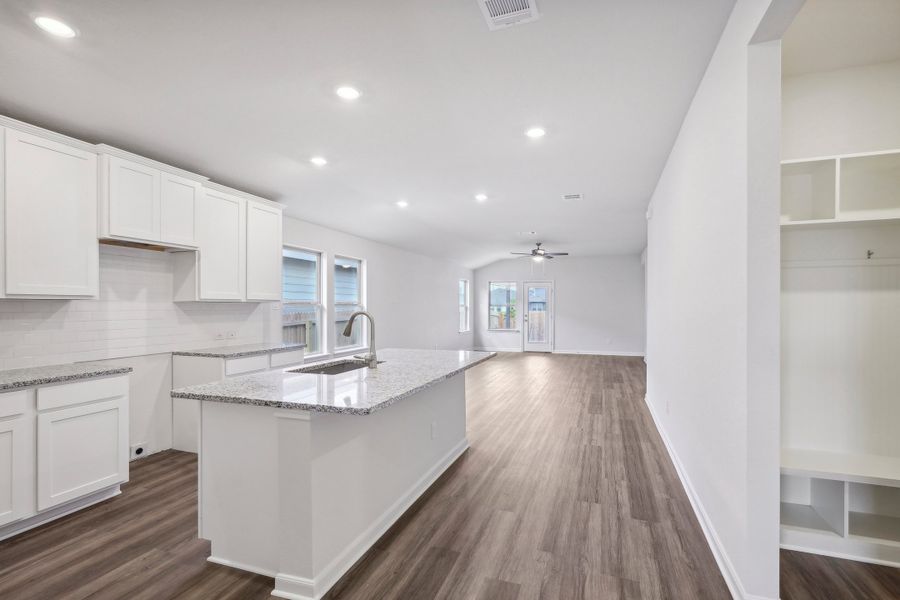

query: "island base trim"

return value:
[207, 556, 277, 578]
[272, 438, 470, 600]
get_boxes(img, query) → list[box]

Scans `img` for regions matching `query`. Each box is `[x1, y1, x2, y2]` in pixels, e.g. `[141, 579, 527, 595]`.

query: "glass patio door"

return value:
[523, 281, 553, 352]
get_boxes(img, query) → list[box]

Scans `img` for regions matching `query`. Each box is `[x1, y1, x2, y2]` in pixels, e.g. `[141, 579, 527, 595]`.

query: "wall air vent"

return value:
[478, 0, 541, 31]
[562, 193, 583, 201]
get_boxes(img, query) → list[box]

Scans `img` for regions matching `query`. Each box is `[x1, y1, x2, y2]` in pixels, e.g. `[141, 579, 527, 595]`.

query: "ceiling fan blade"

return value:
[544, 255, 555, 259]
[510, 252, 533, 255]
[545, 252, 569, 256]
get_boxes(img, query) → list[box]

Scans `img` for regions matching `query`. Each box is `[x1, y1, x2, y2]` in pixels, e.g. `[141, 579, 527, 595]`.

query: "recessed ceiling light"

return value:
[525, 127, 546, 139]
[310, 156, 328, 167]
[34, 16, 77, 38]
[336, 86, 361, 100]
[475, 193, 488, 202]
[396, 200, 409, 208]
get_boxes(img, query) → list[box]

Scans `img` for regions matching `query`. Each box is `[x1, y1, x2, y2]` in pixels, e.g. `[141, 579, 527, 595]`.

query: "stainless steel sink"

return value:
[290, 359, 381, 376]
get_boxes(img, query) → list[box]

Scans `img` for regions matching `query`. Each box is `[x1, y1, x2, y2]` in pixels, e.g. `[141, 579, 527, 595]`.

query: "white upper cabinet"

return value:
[160, 173, 199, 246]
[2, 128, 99, 298]
[246, 201, 283, 301]
[105, 155, 161, 241]
[197, 189, 246, 300]
[100, 153, 201, 248]
[174, 191, 283, 303]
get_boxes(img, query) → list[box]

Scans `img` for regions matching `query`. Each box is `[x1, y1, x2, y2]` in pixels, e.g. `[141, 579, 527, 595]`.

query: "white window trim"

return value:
[282, 245, 327, 358]
[487, 281, 519, 332]
[458, 279, 470, 333]
[333, 254, 369, 353]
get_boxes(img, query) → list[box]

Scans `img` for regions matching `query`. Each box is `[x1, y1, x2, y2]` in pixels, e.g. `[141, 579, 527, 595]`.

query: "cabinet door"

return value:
[107, 155, 161, 241]
[4, 129, 99, 297]
[198, 189, 246, 300]
[0, 415, 34, 527]
[37, 398, 128, 511]
[160, 173, 200, 247]
[246, 202, 283, 301]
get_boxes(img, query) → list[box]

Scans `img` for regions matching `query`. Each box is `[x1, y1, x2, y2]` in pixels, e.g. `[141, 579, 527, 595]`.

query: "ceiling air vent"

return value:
[562, 193, 583, 201]
[478, 0, 541, 31]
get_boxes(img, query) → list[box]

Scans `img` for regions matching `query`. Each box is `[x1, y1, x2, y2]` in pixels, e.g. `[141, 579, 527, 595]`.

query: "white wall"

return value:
[645, 1, 787, 598]
[280, 217, 474, 353]
[783, 59, 900, 160]
[471, 255, 645, 355]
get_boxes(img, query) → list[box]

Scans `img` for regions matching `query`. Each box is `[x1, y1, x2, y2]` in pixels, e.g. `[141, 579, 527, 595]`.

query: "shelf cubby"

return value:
[780, 451, 900, 565]
[840, 152, 900, 219]
[781, 159, 837, 223]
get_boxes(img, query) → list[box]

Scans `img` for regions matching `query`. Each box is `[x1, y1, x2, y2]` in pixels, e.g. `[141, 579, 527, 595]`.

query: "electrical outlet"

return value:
[430, 422, 438, 440]
[226, 331, 237, 339]
[130, 443, 147, 460]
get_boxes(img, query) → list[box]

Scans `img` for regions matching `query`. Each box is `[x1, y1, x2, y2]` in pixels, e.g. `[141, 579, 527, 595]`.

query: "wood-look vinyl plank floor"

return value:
[0, 353, 888, 599]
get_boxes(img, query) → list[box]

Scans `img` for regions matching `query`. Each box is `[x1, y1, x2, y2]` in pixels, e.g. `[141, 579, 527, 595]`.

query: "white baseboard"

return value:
[272, 438, 470, 600]
[644, 396, 777, 600]
[0, 485, 121, 542]
[552, 349, 646, 357]
[474, 347, 521, 353]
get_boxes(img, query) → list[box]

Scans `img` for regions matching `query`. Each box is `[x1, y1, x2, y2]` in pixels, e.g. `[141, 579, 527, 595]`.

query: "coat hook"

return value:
[867, 250, 874, 259]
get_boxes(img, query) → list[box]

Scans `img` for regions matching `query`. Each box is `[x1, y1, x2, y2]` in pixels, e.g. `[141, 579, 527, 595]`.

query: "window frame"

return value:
[487, 281, 519, 331]
[458, 279, 470, 333]
[281, 245, 326, 358]
[333, 254, 368, 352]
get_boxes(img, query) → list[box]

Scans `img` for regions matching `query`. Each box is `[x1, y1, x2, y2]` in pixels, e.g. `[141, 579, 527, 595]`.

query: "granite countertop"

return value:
[172, 342, 306, 359]
[171, 348, 495, 415]
[0, 362, 134, 391]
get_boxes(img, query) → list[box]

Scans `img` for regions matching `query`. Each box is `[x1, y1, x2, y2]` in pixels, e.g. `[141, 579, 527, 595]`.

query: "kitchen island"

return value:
[171, 348, 494, 600]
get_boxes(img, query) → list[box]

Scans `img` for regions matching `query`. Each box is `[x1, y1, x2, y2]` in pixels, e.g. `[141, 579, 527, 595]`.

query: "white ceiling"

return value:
[783, 0, 900, 77]
[0, 0, 734, 268]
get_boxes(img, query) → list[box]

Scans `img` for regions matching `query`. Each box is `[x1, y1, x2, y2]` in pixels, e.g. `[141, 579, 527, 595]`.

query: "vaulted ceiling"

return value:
[0, 0, 735, 267]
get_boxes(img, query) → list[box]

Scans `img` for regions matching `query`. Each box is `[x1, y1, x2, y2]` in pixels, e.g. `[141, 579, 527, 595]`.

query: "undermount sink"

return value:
[290, 359, 380, 376]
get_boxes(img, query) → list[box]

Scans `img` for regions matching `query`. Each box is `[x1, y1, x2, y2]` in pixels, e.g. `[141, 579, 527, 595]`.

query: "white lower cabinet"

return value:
[0, 392, 34, 528]
[0, 376, 129, 537]
[37, 398, 128, 511]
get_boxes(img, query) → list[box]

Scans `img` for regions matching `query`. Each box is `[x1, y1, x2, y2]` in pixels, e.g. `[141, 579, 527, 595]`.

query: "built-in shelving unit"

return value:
[780, 451, 900, 566]
[781, 149, 900, 227]
[780, 149, 900, 565]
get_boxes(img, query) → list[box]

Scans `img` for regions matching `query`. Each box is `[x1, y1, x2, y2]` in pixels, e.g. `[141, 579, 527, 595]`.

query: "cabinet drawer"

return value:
[0, 390, 30, 419]
[269, 349, 305, 369]
[225, 355, 269, 376]
[37, 376, 128, 412]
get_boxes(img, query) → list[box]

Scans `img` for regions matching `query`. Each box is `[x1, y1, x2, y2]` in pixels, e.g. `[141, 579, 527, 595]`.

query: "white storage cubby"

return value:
[839, 152, 900, 220]
[781, 149, 900, 228]
[781, 159, 837, 223]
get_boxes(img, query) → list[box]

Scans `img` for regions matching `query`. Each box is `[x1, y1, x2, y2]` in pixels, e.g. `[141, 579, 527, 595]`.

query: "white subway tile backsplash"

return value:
[0, 245, 270, 369]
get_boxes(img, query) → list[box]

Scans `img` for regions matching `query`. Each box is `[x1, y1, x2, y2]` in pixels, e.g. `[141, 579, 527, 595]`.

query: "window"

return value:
[334, 256, 365, 349]
[489, 282, 517, 330]
[282, 248, 323, 354]
[458, 279, 470, 332]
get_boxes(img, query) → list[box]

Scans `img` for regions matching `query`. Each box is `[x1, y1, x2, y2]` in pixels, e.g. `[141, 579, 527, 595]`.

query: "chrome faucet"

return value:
[342, 311, 378, 368]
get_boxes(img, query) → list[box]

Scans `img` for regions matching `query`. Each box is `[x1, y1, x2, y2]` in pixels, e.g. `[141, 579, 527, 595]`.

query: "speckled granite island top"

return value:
[171, 348, 495, 415]
[0, 362, 133, 391]
[172, 342, 306, 359]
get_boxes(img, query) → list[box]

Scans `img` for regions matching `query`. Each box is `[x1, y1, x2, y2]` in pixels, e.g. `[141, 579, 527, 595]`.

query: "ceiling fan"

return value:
[511, 242, 569, 261]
